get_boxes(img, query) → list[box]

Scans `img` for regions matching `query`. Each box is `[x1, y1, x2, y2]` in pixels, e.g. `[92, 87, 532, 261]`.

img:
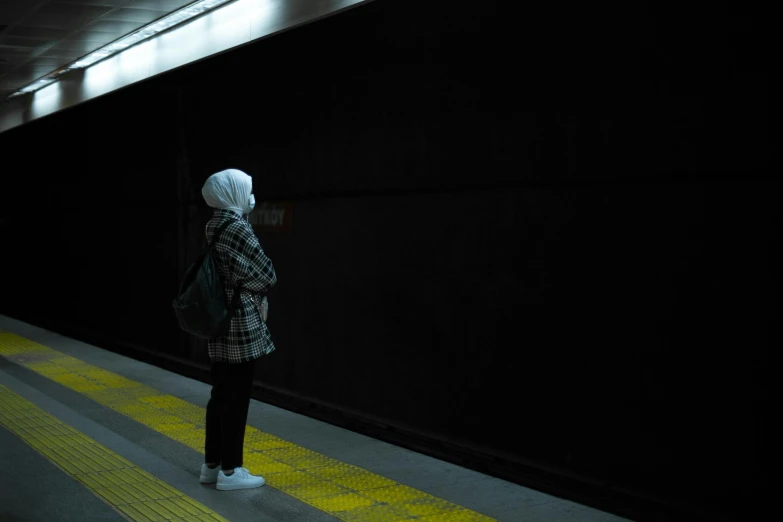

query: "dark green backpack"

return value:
[172, 219, 241, 339]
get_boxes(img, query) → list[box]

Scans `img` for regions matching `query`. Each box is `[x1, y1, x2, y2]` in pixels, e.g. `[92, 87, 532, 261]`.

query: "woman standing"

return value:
[198, 168, 277, 491]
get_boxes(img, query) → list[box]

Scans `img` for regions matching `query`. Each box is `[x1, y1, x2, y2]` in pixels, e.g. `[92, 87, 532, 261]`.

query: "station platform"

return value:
[0, 315, 631, 522]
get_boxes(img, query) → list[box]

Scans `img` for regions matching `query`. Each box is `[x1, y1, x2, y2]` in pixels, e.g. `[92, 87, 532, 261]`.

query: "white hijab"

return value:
[201, 169, 254, 215]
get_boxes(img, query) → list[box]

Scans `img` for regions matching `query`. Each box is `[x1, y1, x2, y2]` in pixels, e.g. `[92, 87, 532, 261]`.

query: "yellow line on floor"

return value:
[0, 332, 495, 521]
[0, 384, 227, 522]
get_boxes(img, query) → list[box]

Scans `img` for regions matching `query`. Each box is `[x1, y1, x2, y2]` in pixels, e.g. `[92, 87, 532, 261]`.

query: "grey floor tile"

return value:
[0, 426, 124, 522]
[0, 315, 632, 522]
[422, 477, 559, 519]
[494, 498, 632, 522]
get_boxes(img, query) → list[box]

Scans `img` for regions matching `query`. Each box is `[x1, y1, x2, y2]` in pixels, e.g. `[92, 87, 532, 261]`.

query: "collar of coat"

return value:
[213, 208, 242, 219]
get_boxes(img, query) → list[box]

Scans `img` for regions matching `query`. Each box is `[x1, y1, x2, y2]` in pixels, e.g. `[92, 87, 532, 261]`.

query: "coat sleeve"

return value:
[219, 222, 277, 292]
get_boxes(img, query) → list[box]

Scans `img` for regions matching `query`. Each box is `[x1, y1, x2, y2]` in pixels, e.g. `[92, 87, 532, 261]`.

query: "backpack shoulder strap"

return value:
[208, 218, 244, 310]
[207, 218, 238, 250]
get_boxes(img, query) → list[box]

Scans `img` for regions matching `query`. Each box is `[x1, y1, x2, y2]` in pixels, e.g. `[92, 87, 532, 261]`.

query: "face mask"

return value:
[245, 194, 256, 214]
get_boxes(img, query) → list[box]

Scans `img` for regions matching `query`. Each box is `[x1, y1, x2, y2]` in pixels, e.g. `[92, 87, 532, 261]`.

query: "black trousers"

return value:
[205, 359, 257, 470]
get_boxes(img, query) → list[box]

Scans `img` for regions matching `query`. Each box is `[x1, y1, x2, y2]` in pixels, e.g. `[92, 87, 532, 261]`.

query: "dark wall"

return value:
[0, 1, 770, 521]
[0, 87, 182, 351]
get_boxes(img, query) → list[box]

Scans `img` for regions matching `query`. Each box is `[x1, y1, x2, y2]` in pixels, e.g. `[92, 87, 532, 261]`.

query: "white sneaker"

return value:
[216, 467, 265, 491]
[200, 464, 220, 484]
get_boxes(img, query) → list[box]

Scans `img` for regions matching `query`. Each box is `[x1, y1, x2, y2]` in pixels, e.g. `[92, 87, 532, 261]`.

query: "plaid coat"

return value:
[205, 209, 277, 363]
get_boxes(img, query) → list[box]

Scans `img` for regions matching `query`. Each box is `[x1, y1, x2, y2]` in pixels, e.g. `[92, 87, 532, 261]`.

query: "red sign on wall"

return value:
[249, 201, 293, 233]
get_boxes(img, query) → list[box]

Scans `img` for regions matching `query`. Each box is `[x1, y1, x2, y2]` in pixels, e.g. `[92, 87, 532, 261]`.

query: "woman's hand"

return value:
[260, 296, 268, 322]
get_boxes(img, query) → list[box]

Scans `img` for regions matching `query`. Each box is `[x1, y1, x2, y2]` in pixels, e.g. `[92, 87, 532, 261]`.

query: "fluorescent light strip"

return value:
[9, 0, 235, 98]
[14, 78, 57, 95]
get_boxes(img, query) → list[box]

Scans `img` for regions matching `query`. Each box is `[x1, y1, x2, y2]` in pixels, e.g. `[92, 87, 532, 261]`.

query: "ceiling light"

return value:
[8, 0, 235, 98]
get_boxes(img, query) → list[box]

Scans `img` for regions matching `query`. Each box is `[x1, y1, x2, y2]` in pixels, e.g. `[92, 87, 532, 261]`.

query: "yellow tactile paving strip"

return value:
[0, 384, 227, 522]
[0, 332, 495, 522]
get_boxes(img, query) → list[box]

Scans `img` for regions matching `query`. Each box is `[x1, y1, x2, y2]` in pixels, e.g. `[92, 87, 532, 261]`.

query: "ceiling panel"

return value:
[0, 0, 213, 101]
[64, 29, 125, 41]
[0, 36, 53, 49]
[50, 37, 116, 52]
[104, 7, 168, 24]
[0, 3, 40, 23]
[59, 1, 134, 6]
[23, 56, 66, 66]
[21, 4, 118, 29]
[127, 0, 196, 10]
[1, 25, 71, 40]
[87, 20, 150, 34]
[37, 48, 86, 59]
[0, 73, 41, 89]
[27, 2, 120, 19]
[13, 65, 58, 76]
[0, 46, 31, 59]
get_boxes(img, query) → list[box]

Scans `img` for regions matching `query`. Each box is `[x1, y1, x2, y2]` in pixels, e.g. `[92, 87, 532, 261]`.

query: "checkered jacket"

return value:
[205, 209, 277, 363]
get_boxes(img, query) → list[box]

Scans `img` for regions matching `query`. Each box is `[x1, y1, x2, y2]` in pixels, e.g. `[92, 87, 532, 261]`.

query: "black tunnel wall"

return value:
[0, 1, 771, 521]
[0, 89, 182, 351]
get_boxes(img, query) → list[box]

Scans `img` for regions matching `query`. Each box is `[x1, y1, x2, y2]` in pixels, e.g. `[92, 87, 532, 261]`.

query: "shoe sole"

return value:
[216, 479, 265, 491]
[200, 477, 218, 484]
